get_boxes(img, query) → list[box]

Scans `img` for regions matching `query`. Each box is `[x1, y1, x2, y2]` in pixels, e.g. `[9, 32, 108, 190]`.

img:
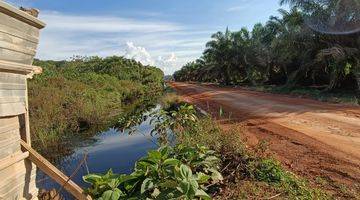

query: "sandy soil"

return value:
[170, 82, 360, 195]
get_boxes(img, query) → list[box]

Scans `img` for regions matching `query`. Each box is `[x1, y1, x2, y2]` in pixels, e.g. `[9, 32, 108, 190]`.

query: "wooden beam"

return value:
[20, 140, 92, 200]
[0, 60, 42, 77]
[0, 1, 46, 29]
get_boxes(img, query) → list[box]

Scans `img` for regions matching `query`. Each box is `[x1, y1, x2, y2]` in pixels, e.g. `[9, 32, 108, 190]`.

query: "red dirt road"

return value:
[170, 82, 360, 194]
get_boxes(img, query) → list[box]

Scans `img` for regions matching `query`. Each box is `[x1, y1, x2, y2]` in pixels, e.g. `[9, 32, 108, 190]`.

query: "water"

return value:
[36, 110, 159, 199]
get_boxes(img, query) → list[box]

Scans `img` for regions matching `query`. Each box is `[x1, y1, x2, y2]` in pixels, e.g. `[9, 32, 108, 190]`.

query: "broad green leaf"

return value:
[83, 174, 102, 184]
[141, 178, 154, 194]
[178, 180, 190, 194]
[163, 158, 180, 166]
[195, 189, 211, 200]
[101, 189, 121, 200]
[148, 150, 162, 162]
[179, 164, 192, 179]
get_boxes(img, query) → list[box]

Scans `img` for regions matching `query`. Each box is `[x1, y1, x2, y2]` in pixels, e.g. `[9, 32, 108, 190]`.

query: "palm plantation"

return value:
[174, 0, 360, 92]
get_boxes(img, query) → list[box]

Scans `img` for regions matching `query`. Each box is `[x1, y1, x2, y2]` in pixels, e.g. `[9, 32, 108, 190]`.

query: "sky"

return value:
[5, 0, 285, 75]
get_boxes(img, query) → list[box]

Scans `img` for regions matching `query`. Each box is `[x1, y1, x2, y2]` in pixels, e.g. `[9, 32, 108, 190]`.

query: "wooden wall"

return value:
[0, 73, 38, 199]
[0, 1, 45, 199]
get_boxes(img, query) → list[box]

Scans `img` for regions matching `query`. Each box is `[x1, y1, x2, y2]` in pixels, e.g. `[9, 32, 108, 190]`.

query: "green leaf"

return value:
[209, 169, 223, 182]
[107, 179, 121, 189]
[179, 164, 192, 179]
[158, 180, 178, 188]
[196, 172, 210, 184]
[163, 158, 180, 166]
[83, 174, 102, 184]
[148, 150, 162, 162]
[178, 180, 190, 194]
[141, 178, 154, 194]
[195, 189, 211, 200]
[101, 189, 121, 200]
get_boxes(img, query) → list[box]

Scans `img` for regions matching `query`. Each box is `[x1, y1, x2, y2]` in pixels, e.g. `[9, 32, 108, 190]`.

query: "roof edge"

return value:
[0, 1, 46, 29]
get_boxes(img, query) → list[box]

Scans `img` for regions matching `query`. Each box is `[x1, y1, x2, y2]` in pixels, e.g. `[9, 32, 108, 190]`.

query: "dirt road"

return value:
[170, 82, 360, 194]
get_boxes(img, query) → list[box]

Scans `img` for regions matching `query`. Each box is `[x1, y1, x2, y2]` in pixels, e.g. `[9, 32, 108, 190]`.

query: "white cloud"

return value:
[155, 53, 178, 75]
[124, 42, 179, 75]
[124, 42, 154, 66]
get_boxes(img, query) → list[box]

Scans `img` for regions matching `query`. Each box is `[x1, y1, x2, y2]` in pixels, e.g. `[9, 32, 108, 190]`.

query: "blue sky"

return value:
[6, 0, 285, 74]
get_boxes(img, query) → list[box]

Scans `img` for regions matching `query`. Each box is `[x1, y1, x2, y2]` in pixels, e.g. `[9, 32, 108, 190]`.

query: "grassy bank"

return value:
[29, 56, 163, 159]
[161, 95, 330, 199]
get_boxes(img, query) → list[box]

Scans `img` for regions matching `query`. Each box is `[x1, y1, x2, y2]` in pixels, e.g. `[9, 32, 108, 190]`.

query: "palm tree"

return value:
[204, 28, 234, 85]
[280, 0, 360, 34]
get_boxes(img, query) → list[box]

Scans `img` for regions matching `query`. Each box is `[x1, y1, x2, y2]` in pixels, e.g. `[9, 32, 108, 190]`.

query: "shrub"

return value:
[83, 145, 223, 200]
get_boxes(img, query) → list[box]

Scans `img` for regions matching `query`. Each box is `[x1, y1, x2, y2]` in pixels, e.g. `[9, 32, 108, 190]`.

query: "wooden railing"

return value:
[20, 140, 92, 200]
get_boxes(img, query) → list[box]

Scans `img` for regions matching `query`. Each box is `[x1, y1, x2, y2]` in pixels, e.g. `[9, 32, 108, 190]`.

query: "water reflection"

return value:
[36, 111, 158, 199]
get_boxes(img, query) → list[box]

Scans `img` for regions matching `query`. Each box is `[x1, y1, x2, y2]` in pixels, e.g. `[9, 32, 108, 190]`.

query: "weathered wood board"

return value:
[0, 1, 45, 199]
[0, 0, 44, 65]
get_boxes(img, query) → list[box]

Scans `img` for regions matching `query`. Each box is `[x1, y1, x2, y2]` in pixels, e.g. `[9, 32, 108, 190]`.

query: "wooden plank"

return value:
[0, 102, 26, 116]
[0, 89, 26, 97]
[20, 140, 93, 200]
[0, 138, 20, 159]
[0, 60, 42, 75]
[0, 115, 19, 126]
[0, 131, 20, 147]
[0, 83, 26, 90]
[0, 1, 45, 29]
[0, 40, 36, 56]
[0, 167, 37, 199]
[0, 97, 25, 104]
[0, 72, 26, 84]
[0, 48, 34, 65]
[0, 151, 28, 171]
[0, 32, 38, 54]
[0, 12, 40, 39]
[0, 129, 19, 142]
[0, 24, 39, 44]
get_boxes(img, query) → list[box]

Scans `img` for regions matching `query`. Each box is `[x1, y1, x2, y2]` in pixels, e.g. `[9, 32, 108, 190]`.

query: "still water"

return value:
[36, 110, 159, 199]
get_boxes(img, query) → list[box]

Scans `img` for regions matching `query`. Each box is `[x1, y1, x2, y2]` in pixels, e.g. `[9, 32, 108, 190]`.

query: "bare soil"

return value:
[170, 82, 360, 197]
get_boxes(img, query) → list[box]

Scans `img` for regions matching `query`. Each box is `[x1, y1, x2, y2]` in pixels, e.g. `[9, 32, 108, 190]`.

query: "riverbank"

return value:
[28, 57, 164, 161]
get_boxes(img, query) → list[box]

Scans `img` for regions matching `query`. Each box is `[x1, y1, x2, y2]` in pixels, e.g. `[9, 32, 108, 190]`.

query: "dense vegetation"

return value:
[84, 94, 332, 199]
[174, 0, 360, 94]
[29, 56, 164, 158]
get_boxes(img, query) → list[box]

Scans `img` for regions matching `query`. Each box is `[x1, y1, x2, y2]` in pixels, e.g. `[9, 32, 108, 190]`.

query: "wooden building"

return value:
[0, 2, 92, 199]
[0, 1, 45, 199]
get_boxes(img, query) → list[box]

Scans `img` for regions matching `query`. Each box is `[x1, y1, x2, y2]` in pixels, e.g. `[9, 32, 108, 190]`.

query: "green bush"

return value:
[83, 145, 223, 200]
[253, 159, 284, 183]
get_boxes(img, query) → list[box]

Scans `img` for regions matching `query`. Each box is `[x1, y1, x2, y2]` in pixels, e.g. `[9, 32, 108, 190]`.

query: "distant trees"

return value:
[174, 0, 360, 91]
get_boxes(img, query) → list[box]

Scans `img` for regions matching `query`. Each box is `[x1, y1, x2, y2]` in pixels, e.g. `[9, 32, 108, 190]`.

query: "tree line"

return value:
[174, 0, 360, 92]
